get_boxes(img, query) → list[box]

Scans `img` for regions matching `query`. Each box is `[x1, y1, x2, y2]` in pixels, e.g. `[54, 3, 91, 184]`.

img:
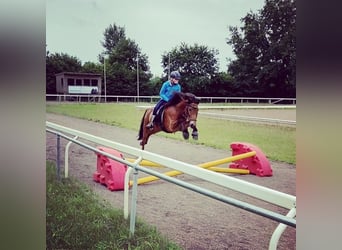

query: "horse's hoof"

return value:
[182, 131, 189, 140]
[192, 131, 198, 140]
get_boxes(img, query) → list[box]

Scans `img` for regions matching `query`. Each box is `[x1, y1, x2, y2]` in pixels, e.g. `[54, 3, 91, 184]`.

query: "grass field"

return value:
[46, 161, 181, 249]
[46, 102, 296, 164]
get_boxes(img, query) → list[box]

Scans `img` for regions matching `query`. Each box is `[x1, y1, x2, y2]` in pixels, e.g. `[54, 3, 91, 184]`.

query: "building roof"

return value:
[55, 72, 101, 77]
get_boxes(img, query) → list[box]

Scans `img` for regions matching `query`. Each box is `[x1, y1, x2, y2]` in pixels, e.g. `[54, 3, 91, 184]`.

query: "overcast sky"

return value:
[46, 0, 265, 76]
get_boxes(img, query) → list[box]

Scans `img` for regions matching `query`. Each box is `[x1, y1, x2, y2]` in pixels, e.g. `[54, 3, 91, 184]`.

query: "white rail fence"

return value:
[136, 105, 297, 126]
[46, 94, 296, 105]
[46, 121, 296, 250]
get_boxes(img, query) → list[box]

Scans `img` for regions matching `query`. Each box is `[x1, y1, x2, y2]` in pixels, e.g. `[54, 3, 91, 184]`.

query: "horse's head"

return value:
[184, 92, 201, 104]
[166, 92, 200, 128]
[183, 93, 200, 128]
[186, 102, 199, 128]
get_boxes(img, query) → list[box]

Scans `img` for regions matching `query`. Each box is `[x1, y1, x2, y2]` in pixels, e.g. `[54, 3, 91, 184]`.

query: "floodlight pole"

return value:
[104, 57, 107, 103]
[136, 55, 139, 103]
[168, 53, 171, 79]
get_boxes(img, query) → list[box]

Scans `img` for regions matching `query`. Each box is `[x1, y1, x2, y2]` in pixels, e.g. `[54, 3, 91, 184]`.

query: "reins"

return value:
[183, 103, 198, 122]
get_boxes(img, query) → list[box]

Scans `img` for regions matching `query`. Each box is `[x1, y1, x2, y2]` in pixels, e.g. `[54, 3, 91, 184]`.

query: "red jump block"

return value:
[93, 147, 127, 191]
[229, 142, 272, 177]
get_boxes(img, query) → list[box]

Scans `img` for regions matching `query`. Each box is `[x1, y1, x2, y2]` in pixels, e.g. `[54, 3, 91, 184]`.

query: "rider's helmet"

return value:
[170, 71, 181, 80]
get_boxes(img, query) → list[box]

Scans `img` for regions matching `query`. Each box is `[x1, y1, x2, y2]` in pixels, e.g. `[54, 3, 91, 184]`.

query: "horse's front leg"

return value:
[190, 123, 199, 140]
[178, 120, 190, 140]
[182, 128, 189, 140]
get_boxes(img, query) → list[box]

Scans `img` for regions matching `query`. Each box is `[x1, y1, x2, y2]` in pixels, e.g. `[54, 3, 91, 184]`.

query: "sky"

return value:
[46, 0, 265, 76]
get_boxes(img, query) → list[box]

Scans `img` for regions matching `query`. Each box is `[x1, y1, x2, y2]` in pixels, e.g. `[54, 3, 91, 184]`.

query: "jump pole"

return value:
[126, 158, 249, 174]
[129, 151, 256, 186]
[126, 158, 164, 168]
[208, 167, 250, 174]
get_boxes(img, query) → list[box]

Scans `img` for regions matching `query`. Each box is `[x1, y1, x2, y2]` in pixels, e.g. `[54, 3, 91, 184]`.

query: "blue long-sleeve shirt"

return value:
[159, 80, 181, 102]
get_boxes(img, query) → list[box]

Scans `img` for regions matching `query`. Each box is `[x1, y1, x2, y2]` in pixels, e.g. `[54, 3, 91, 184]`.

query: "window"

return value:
[91, 79, 98, 86]
[67, 78, 75, 85]
[84, 79, 90, 86]
[76, 79, 82, 85]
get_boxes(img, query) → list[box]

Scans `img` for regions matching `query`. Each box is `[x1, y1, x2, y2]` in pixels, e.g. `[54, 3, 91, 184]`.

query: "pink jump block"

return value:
[229, 142, 272, 177]
[93, 147, 127, 191]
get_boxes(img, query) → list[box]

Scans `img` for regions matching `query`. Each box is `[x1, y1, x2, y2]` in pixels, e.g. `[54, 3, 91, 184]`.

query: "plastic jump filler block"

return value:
[229, 142, 273, 177]
[93, 147, 127, 191]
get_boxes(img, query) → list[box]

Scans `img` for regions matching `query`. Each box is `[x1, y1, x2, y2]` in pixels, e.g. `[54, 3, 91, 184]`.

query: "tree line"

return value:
[46, 0, 295, 98]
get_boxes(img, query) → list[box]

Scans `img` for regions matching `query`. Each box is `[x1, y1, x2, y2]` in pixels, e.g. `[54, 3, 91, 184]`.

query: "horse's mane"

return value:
[164, 92, 200, 108]
[164, 92, 186, 108]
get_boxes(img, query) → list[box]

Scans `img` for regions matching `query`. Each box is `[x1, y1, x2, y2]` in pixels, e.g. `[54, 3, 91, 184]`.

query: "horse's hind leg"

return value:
[140, 140, 145, 150]
[140, 129, 153, 150]
[140, 133, 148, 150]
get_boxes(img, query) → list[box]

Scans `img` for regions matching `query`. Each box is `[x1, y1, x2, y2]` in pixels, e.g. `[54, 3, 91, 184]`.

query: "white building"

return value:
[55, 72, 102, 94]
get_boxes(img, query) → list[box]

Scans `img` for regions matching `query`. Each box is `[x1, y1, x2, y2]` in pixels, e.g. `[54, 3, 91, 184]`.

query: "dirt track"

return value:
[46, 112, 296, 250]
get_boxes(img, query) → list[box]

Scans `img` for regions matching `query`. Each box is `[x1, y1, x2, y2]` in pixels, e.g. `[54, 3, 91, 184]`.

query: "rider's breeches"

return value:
[153, 99, 167, 115]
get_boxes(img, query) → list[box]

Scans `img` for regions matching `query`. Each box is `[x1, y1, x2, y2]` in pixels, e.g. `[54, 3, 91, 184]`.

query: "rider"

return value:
[146, 70, 182, 129]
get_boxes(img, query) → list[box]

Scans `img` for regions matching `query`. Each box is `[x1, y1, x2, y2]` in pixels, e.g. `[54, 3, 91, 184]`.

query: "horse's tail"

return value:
[138, 109, 148, 140]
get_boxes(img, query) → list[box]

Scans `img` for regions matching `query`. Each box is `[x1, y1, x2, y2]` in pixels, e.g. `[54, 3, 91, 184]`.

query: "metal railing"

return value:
[46, 94, 296, 105]
[46, 121, 296, 249]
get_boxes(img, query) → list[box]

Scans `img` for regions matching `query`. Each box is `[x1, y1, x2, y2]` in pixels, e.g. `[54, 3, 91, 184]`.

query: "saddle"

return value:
[154, 105, 166, 127]
[154, 104, 186, 133]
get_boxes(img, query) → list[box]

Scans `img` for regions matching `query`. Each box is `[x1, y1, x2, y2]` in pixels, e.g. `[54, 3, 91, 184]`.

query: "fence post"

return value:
[129, 168, 139, 236]
[56, 134, 61, 181]
[65, 136, 78, 178]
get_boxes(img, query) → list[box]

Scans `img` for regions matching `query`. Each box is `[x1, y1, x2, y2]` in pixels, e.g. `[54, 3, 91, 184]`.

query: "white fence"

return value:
[46, 121, 296, 250]
[46, 94, 296, 105]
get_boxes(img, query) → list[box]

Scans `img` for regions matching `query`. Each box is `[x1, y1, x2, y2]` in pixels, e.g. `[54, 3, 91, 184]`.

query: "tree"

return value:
[144, 76, 162, 96]
[207, 72, 235, 97]
[101, 24, 126, 55]
[161, 43, 219, 96]
[46, 51, 82, 94]
[81, 62, 103, 74]
[100, 24, 152, 95]
[227, 0, 296, 97]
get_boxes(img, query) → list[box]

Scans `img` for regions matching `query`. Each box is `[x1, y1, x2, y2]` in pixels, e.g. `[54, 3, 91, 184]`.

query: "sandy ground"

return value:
[46, 111, 296, 250]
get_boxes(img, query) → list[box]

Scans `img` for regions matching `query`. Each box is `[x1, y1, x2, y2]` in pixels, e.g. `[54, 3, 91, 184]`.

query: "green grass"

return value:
[46, 161, 181, 250]
[46, 102, 296, 164]
[46, 102, 142, 130]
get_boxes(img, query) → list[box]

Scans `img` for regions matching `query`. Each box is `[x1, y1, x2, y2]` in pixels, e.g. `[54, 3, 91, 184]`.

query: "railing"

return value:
[46, 121, 296, 250]
[46, 94, 296, 105]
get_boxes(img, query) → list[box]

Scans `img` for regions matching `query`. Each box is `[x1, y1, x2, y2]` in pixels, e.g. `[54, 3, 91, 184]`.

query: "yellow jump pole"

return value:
[129, 151, 256, 186]
[126, 158, 165, 168]
[207, 167, 250, 174]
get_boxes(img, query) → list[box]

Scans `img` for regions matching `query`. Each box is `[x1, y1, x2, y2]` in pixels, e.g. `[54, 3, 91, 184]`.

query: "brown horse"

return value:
[138, 92, 200, 150]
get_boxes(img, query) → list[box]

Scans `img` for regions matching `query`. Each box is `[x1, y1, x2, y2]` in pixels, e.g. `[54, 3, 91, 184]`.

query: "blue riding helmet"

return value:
[170, 71, 181, 80]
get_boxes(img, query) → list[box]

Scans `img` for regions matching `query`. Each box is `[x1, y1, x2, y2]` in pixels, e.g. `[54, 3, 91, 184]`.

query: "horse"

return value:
[137, 92, 200, 150]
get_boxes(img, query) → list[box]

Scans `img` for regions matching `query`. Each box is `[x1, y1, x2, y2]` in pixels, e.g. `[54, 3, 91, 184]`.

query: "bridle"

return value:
[183, 103, 198, 122]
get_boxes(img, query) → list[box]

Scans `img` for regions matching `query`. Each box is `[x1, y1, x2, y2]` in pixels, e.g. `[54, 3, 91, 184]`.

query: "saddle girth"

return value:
[155, 107, 171, 133]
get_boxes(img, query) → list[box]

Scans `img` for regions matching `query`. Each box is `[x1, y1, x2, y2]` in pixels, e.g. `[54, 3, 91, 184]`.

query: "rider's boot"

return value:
[146, 115, 155, 129]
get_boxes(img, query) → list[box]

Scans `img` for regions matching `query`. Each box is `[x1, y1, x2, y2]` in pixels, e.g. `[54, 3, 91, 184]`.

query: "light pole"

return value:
[136, 55, 139, 103]
[168, 53, 171, 79]
[103, 56, 107, 103]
